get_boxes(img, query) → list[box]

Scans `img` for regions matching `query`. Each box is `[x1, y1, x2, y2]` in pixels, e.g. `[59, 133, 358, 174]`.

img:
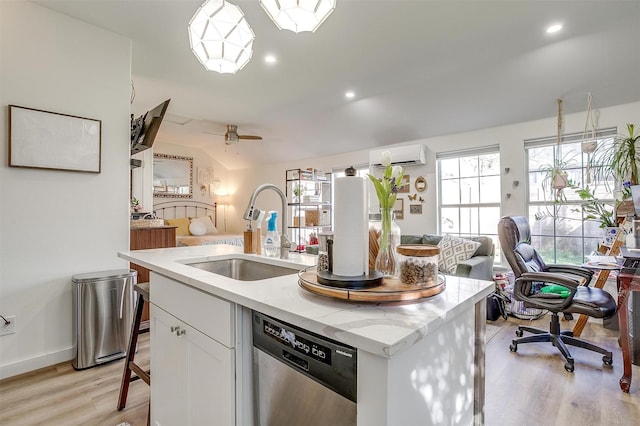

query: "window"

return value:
[437, 148, 501, 262]
[526, 128, 616, 264]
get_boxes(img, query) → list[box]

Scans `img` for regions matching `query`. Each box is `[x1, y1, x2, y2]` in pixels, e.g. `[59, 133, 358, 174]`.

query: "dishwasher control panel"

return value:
[252, 311, 357, 402]
[262, 318, 332, 365]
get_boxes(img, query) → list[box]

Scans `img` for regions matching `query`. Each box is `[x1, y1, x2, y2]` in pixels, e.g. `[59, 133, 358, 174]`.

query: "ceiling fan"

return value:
[219, 125, 263, 145]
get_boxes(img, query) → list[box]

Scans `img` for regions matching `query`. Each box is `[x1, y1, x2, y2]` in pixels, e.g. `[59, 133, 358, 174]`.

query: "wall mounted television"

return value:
[130, 99, 170, 155]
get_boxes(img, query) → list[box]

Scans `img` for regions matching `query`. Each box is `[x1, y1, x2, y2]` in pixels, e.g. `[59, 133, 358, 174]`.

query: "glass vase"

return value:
[373, 207, 400, 277]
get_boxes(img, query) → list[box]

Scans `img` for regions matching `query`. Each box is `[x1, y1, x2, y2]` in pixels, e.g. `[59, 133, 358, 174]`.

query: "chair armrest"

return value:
[546, 264, 594, 285]
[454, 256, 493, 280]
[517, 272, 580, 311]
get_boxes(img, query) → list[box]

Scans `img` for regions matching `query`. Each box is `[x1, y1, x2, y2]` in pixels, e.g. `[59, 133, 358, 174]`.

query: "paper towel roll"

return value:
[333, 175, 368, 276]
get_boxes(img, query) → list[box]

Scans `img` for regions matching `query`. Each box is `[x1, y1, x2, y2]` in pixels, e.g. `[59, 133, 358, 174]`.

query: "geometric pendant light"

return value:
[188, 0, 255, 74]
[259, 0, 336, 33]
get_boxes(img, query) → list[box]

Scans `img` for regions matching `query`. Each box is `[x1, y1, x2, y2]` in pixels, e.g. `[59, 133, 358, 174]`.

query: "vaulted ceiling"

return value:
[37, 0, 640, 169]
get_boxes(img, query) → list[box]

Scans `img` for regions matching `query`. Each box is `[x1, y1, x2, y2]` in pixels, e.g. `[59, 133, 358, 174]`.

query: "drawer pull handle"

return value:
[176, 329, 186, 337]
[170, 326, 181, 332]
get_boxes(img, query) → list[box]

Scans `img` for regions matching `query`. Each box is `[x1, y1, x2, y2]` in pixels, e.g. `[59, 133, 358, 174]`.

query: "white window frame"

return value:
[525, 127, 617, 264]
[436, 146, 501, 263]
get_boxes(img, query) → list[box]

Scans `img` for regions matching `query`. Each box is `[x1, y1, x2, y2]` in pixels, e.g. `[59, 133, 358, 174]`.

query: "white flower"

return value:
[391, 165, 402, 179]
[381, 151, 392, 167]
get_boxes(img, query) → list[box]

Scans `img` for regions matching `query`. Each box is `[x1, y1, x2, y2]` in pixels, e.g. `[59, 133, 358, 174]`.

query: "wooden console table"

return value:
[616, 267, 640, 393]
[130, 226, 176, 322]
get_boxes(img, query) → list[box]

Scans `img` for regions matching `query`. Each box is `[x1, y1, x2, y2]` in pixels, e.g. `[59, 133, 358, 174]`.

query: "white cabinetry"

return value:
[149, 272, 235, 426]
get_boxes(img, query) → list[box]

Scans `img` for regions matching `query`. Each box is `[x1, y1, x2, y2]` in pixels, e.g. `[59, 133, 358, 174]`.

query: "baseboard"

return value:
[0, 347, 74, 380]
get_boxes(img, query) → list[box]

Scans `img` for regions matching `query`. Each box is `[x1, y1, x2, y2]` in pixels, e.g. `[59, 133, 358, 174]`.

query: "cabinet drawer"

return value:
[150, 272, 234, 347]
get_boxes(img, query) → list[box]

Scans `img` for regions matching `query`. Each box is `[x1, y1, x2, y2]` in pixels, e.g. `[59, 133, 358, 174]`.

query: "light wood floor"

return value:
[1, 316, 639, 425]
[0, 335, 150, 426]
[485, 316, 640, 426]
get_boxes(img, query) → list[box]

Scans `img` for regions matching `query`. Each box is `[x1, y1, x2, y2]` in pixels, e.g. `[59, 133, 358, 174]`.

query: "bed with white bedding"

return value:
[153, 201, 243, 247]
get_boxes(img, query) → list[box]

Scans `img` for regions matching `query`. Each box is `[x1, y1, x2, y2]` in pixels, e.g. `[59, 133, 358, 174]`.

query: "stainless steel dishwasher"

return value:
[252, 311, 357, 426]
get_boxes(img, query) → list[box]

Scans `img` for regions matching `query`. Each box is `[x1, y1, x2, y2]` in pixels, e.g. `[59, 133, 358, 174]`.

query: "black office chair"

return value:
[498, 216, 616, 372]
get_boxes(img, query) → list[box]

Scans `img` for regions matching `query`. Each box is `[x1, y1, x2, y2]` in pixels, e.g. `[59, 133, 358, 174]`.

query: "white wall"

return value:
[231, 101, 639, 237]
[0, 2, 131, 378]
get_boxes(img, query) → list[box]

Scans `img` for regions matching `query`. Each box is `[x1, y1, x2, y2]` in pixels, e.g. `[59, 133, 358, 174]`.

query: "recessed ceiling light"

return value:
[265, 55, 277, 63]
[546, 23, 562, 34]
[345, 91, 355, 99]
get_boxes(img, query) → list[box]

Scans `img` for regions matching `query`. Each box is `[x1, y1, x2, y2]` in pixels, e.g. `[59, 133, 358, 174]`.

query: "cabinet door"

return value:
[184, 318, 235, 426]
[151, 305, 235, 426]
[151, 305, 186, 425]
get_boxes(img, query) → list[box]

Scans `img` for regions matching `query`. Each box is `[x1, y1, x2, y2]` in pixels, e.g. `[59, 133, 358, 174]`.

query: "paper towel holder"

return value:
[318, 230, 382, 288]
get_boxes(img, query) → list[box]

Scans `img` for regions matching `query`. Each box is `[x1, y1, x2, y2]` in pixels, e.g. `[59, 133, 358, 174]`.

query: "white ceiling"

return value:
[37, 0, 640, 170]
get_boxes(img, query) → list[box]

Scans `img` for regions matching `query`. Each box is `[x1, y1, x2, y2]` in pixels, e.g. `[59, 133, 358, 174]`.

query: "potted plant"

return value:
[130, 197, 142, 212]
[292, 184, 303, 203]
[573, 186, 617, 227]
[540, 156, 576, 203]
[590, 124, 639, 199]
[573, 186, 620, 245]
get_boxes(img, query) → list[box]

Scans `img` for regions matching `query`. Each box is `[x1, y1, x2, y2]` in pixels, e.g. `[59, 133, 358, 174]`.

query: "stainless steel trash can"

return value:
[72, 269, 137, 370]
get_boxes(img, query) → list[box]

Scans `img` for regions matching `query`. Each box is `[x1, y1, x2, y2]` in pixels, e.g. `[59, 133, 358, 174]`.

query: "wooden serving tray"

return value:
[298, 270, 446, 303]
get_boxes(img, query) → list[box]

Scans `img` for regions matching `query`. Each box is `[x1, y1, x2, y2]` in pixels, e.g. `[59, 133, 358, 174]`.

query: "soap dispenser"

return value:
[264, 211, 280, 257]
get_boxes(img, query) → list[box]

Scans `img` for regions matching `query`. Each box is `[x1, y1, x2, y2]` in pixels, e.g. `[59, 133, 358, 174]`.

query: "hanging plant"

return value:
[581, 140, 597, 154]
[551, 98, 569, 194]
[552, 168, 569, 190]
[580, 93, 598, 154]
[540, 156, 576, 203]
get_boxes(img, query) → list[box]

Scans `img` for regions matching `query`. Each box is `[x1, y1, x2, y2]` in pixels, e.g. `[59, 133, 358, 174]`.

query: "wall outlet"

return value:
[0, 316, 16, 336]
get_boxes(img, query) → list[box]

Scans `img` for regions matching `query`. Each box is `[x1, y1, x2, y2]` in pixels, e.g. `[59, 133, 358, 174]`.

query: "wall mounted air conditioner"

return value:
[369, 144, 427, 167]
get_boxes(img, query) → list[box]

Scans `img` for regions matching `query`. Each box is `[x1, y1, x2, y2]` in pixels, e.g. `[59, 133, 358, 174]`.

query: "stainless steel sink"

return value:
[186, 258, 299, 281]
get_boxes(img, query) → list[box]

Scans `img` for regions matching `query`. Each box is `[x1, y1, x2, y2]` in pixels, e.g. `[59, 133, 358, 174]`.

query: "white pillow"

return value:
[190, 216, 218, 234]
[437, 234, 481, 274]
[189, 220, 207, 236]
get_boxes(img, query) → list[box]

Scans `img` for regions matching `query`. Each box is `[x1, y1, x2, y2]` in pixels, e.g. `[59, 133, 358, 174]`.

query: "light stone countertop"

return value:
[118, 244, 494, 358]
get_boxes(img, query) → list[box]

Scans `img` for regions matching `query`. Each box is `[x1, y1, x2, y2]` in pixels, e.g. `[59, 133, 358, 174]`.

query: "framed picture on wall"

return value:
[410, 204, 422, 214]
[9, 105, 101, 173]
[398, 175, 410, 193]
[394, 198, 404, 220]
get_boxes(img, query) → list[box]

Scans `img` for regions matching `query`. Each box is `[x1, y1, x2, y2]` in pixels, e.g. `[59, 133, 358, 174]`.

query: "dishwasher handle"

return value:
[282, 349, 309, 372]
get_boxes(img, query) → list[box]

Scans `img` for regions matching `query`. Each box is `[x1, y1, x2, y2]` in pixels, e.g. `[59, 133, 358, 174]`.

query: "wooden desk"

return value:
[616, 246, 640, 393]
[616, 268, 640, 392]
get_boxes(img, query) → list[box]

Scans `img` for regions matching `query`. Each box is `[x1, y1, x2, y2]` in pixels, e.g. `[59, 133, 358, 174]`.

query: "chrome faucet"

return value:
[244, 184, 291, 259]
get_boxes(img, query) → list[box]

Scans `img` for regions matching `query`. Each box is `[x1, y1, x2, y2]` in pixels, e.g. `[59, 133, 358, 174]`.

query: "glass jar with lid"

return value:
[317, 231, 333, 272]
[396, 245, 439, 286]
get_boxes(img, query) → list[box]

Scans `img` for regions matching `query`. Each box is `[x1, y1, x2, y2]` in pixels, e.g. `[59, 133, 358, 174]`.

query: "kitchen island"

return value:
[119, 244, 494, 426]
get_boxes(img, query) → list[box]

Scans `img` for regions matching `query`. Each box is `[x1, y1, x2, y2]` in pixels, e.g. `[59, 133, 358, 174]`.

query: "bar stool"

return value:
[117, 282, 150, 420]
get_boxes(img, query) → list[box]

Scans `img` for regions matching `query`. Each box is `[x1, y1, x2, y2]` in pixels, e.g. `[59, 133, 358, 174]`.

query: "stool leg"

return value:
[117, 293, 145, 411]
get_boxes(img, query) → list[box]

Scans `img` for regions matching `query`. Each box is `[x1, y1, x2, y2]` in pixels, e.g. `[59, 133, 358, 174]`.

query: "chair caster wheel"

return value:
[509, 342, 518, 352]
[603, 356, 613, 366]
[515, 329, 523, 337]
[564, 362, 575, 372]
